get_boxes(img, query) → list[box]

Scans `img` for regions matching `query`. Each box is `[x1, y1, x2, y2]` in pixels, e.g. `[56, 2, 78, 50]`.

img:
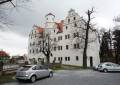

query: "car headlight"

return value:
[25, 75, 29, 77]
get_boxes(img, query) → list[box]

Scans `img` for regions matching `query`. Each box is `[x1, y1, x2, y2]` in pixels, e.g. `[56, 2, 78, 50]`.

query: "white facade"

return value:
[28, 9, 100, 67]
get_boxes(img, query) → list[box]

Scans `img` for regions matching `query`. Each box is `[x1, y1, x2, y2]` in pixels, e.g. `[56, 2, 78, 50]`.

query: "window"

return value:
[30, 43, 32, 46]
[68, 57, 70, 61]
[77, 43, 79, 48]
[65, 57, 67, 61]
[61, 36, 62, 40]
[58, 46, 62, 50]
[38, 41, 41, 45]
[76, 56, 79, 61]
[54, 57, 56, 61]
[68, 18, 70, 23]
[32, 66, 42, 70]
[66, 45, 69, 50]
[66, 26, 68, 30]
[33, 42, 35, 46]
[33, 49, 34, 53]
[54, 38, 56, 41]
[58, 57, 61, 61]
[74, 44, 76, 49]
[74, 17, 76, 20]
[65, 57, 70, 61]
[73, 32, 79, 38]
[106, 64, 112, 66]
[58, 36, 62, 41]
[74, 23, 77, 27]
[73, 33, 76, 38]
[74, 44, 79, 49]
[65, 35, 67, 39]
[65, 34, 70, 39]
[58, 46, 60, 50]
[54, 47, 56, 51]
[68, 34, 70, 39]
[76, 32, 79, 37]
[60, 46, 62, 50]
[36, 49, 38, 53]
[58, 37, 60, 41]
[61, 57, 62, 61]
[39, 49, 41, 52]
[29, 50, 31, 53]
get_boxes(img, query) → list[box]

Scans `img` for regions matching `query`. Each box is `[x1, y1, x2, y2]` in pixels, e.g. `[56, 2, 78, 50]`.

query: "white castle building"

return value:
[28, 9, 100, 67]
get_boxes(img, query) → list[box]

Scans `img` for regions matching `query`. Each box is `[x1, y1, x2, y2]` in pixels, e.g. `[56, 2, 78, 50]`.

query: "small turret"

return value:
[45, 13, 55, 29]
[45, 13, 55, 23]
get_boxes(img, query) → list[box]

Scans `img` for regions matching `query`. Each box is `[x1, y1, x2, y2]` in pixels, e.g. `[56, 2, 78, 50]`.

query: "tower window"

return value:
[68, 18, 70, 23]
[74, 17, 76, 20]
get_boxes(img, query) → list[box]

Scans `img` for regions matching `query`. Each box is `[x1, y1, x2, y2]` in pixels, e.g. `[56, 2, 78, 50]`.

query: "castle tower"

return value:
[45, 13, 55, 29]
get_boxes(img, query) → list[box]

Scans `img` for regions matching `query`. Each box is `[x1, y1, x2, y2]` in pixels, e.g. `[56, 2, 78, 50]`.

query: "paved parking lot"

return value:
[2, 70, 120, 85]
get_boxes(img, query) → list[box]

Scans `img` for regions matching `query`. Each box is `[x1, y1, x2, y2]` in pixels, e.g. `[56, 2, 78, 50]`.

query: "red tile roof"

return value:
[56, 20, 64, 33]
[34, 25, 44, 33]
[0, 51, 9, 57]
[34, 20, 63, 33]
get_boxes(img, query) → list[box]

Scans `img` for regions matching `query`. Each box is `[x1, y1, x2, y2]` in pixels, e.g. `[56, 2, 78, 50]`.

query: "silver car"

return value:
[97, 62, 120, 72]
[16, 65, 53, 82]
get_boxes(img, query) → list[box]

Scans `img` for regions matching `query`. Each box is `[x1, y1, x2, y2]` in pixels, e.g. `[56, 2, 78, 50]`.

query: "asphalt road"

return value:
[2, 70, 120, 85]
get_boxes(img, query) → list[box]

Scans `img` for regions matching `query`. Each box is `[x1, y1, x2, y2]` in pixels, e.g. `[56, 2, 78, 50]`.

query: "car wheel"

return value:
[103, 69, 108, 73]
[49, 72, 53, 77]
[16, 79, 22, 82]
[30, 75, 36, 83]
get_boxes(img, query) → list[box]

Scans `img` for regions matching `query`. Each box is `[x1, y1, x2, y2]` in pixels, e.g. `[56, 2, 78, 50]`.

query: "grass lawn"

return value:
[52, 64, 91, 71]
[0, 74, 16, 84]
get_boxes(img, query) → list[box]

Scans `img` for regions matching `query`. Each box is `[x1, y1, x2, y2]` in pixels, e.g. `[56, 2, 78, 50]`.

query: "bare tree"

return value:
[0, 0, 32, 26]
[82, 8, 95, 68]
[34, 25, 57, 64]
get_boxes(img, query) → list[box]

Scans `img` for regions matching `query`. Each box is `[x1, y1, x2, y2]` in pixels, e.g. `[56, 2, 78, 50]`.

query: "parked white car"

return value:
[97, 62, 120, 72]
[16, 65, 53, 82]
[93, 64, 99, 70]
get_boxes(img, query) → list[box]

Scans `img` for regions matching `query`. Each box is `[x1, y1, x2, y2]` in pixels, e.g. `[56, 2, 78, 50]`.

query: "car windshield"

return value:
[19, 66, 32, 71]
[98, 63, 103, 66]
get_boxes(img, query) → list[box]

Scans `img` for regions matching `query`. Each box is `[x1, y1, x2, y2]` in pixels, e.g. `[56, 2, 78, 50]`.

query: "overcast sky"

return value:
[0, 0, 120, 56]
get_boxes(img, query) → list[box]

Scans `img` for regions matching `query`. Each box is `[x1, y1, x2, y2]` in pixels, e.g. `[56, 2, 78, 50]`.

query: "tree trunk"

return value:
[83, 24, 89, 68]
[83, 10, 91, 68]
